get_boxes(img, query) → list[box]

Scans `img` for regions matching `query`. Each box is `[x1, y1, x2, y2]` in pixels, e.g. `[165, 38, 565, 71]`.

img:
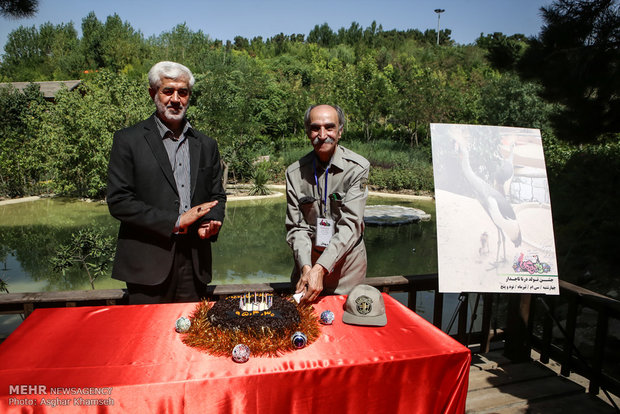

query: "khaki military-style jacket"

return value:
[285, 145, 370, 294]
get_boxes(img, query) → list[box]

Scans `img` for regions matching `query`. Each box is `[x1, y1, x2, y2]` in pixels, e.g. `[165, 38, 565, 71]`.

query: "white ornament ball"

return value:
[320, 310, 335, 325]
[175, 316, 191, 333]
[232, 344, 251, 363]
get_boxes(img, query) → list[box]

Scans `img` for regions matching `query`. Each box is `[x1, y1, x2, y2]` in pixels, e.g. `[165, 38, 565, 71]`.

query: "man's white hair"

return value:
[148, 61, 195, 90]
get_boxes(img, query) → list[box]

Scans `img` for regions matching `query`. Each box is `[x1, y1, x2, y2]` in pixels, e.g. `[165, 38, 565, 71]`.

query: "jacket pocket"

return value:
[197, 166, 213, 178]
[328, 192, 345, 222]
[299, 196, 319, 226]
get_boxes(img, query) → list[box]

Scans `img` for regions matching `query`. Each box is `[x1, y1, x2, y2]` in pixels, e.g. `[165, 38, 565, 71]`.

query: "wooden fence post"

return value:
[504, 293, 532, 362]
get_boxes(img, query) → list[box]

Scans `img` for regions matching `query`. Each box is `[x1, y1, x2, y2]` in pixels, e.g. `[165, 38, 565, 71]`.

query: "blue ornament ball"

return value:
[291, 331, 307, 349]
[232, 344, 251, 363]
[175, 316, 191, 333]
[320, 310, 335, 325]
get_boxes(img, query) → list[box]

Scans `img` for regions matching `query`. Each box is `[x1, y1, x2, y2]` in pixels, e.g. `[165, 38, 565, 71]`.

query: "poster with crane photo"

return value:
[430, 123, 559, 295]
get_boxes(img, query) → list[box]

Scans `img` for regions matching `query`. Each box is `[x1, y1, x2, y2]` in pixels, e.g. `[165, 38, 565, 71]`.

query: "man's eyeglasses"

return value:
[160, 87, 189, 97]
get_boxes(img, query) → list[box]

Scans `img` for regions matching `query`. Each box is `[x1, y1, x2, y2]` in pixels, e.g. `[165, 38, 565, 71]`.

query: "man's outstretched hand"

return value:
[179, 201, 218, 233]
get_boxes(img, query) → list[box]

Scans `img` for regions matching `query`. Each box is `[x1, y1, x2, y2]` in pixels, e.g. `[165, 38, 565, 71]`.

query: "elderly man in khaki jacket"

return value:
[285, 104, 370, 303]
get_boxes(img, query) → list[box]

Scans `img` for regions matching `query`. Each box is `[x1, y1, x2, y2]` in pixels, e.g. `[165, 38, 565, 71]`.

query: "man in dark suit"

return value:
[107, 61, 226, 304]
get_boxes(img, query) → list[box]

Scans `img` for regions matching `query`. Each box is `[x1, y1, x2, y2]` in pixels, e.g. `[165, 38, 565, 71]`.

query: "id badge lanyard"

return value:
[313, 158, 334, 248]
[313, 158, 329, 217]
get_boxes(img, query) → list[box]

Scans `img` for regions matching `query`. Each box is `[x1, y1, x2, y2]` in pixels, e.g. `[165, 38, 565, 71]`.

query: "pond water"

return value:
[0, 194, 437, 292]
[0, 195, 475, 338]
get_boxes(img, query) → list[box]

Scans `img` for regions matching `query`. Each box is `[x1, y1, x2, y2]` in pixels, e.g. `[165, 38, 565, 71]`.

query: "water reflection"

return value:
[0, 196, 437, 293]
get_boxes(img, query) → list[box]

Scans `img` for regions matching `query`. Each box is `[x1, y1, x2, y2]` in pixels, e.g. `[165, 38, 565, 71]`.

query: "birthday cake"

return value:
[207, 292, 300, 332]
[182, 292, 319, 357]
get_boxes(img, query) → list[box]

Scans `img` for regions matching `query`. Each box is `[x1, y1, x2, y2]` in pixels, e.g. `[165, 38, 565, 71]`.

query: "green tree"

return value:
[422, 29, 454, 46]
[388, 53, 477, 145]
[1, 25, 44, 80]
[99, 14, 146, 73]
[518, 0, 620, 143]
[476, 32, 527, 71]
[0, 0, 37, 17]
[338, 22, 363, 46]
[40, 70, 151, 197]
[387, 56, 425, 146]
[191, 60, 261, 145]
[234, 35, 250, 51]
[346, 54, 394, 141]
[480, 74, 556, 129]
[266, 54, 311, 137]
[51, 227, 115, 290]
[46, 22, 83, 79]
[249, 36, 266, 57]
[267, 33, 291, 56]
[190, 54, 277, 180]
[152, 23, 213, 71]
[81, 11, 105, 70]
[1, 22, 82, 80]
[362, 21, 383, 47]
[307, 23, 336, 47]
[0, 83, 47, 196]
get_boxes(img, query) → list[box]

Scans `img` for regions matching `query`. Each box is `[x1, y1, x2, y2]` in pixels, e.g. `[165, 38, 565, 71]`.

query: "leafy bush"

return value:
[0, 277, 8, 293]
[369, 166, 434, 192]
[345, 139, 430, 168]
[280, 140, 313, 168]
[248, 164, 270, 196]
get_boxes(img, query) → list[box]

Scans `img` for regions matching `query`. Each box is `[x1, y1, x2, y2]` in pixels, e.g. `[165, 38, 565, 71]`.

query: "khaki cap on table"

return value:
[342, 284, 387, 327]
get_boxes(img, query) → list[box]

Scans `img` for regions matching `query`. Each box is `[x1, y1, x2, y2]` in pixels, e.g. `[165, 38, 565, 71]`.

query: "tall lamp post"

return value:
[434, 8, 445, 46]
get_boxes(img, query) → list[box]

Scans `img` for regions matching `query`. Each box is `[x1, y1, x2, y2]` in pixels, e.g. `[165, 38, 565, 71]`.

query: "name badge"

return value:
[315, 217, 335, 248]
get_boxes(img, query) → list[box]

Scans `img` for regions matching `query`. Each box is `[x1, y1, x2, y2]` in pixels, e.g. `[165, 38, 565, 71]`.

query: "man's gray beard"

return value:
[313, 137, 335, 145]
[154, 95, 187, 122]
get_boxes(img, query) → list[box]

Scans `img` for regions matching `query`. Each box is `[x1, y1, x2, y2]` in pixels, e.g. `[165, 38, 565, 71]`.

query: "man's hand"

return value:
[178, 201, 218, 233]
[198, 220, 222, 239]
[295, 264, 327, 303]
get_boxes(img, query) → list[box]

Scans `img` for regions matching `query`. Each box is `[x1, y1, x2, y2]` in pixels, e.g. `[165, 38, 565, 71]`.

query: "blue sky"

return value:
[1, 0, 554, 53]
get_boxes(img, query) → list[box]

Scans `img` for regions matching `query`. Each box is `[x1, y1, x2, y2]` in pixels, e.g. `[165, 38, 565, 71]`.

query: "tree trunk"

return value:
[220, 159, 229, 190]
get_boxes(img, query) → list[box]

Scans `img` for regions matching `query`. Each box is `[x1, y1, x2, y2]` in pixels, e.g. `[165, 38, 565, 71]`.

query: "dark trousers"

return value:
[127, 237, 207, 304]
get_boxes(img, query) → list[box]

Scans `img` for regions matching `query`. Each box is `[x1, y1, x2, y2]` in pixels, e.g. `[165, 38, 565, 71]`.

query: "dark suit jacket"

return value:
[106, 115, 226, 285]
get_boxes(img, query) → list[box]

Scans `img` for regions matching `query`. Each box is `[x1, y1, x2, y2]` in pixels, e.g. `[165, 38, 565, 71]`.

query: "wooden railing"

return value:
[530, 280, 620, 398]
[1, 274, 618, 399]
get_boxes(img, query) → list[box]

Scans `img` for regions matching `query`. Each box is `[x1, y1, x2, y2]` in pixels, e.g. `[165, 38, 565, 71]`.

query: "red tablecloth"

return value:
[0, 294, 470, 413]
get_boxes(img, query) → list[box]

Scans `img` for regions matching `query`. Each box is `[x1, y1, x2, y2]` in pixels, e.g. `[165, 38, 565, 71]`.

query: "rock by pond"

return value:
[364, 205, 431, 226]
